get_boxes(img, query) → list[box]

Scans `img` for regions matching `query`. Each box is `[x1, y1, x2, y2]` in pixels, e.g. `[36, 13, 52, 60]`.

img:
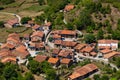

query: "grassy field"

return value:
[0, 27, 33, 43]
[0, 13, 16, 21]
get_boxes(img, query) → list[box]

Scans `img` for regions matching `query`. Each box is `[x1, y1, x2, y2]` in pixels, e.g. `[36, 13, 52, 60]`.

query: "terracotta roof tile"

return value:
[90, 52, 97, 56]
[58, 49, 72, 57]
[98, 39, 118, 44]
[100, 49, 112, 54]
[74, 43, 86, 50]
[54, 40, 62, 45]
[31, 31, 44, 38]
[104, 51, 118, 59]
[53, 34, 61, 39]
[60, 30, 76, 35]
[61, 41, 77, 47]
[1, 43, 15, 49]
[64, 4, 74, 11]
[32, 24, 40, 30]
[34, 55, 47, 62]
[7, 18, 18, 26]
[52, 48, 61, 55]
[1, 56, 16, 63]
[48, 57, 59, 64]
[69, 64, 98, 79]
[61, 58, 71, 64]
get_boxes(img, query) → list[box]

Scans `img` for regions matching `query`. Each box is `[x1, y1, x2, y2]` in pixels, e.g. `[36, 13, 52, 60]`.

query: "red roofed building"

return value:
[28, 42, 45, 51]
[60, 30, 77, 38]
[61, 41, 78, 49]
[7, 33, 21, 47]
[68, 64, 98, 80]
[31, 31, 44, 42]
[52, 48, 61, 57]
[64, 4, 75, 12]
[4, 18, 19, 28]
[48, 57, 60, 67]
[74, 44, 87, 53]
[98, 39, 118, 50]
[61, 58, 72, 67]
[34, 55, 48, 62]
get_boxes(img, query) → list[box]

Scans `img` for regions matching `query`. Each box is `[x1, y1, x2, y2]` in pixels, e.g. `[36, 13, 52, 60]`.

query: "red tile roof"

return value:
[52, 48, 61, 55]
[14, 45, 29, 59]
[53, 34, 61, 39]
[60, 30, 76, 35]
[48, 57, 59, 64]
[1, 56, 16, 63]
[64, 4, 74, 11]
[104, 51, 119, 59]
[34, 55, 47, 62]
[100, 49, 112, 54]
[54, 40, 62, 45]
[7, 18, 18, 26]
[98, 39, 118, 44]
[69, 64, 98, 80]
[80, 46, 94, 53]
[32, 24, 40, 30]
[74, 44, 87, 50]
[1, 43, 15, 49]
[61, 41, 77, 47]
[31, 31, 44, 38]
[61, 58, 71, 64]
[90, 52, 97, 56]
[58, 49, 72, 57]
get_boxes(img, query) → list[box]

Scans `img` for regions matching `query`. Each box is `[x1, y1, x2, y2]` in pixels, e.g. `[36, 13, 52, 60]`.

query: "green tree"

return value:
[93, 74, 100, 80]
[25, 72, 35, 80]
[0, 0, 15, 4]
[21, 17, 32, 24]
[112, 30, 120, 40]
[77, 9, 92, 30]
[27, 60, 41, 74]
[66, 23, 74, 30]
[84, 34, 96, 44]
[0, 21, 4, 28]
[3, 64, 18, 79]
[41, 61, 52, 73]
[97, 29, 104, 40]
[101, 75, 109, 80]
[46, 69, 56, 80]
[38, 0, 45, 5]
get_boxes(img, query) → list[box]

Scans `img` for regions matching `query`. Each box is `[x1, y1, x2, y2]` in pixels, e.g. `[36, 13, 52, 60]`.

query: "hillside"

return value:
[1, 0, 120, 80]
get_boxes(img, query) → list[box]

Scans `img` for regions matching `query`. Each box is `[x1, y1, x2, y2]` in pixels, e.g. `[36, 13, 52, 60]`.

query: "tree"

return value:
[97, 29, 104, 40]
[84, 34, 96, 44]
[21, 17, 32, 24]
[112, 30, 120, 40]
[0, 0, 15, 4]
[38, 0, 45, 5]
[0, 21, 4, 28]
[3, 64, 18, 79]
[46, 69, 56, 80]
[25, 72, 35, 80]
[77, 9, 92, 30]
[41, 61, 52, 73]
[66, 23, 74, 30]
[101, 75, 109, 80]
[93, 74, 100, 80]
[27, 60, 41, 74]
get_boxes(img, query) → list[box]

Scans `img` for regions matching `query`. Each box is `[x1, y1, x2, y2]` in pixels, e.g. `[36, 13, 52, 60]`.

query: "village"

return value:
[0, 2, 120, 80]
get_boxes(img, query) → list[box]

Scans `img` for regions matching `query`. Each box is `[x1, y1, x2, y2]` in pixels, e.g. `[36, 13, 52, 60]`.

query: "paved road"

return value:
[75, 53, 119, 70]
[0, 12, 22, 25]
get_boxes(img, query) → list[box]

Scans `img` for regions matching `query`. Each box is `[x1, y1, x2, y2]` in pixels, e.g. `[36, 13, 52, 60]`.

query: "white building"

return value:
[98, 40, 118, 50]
